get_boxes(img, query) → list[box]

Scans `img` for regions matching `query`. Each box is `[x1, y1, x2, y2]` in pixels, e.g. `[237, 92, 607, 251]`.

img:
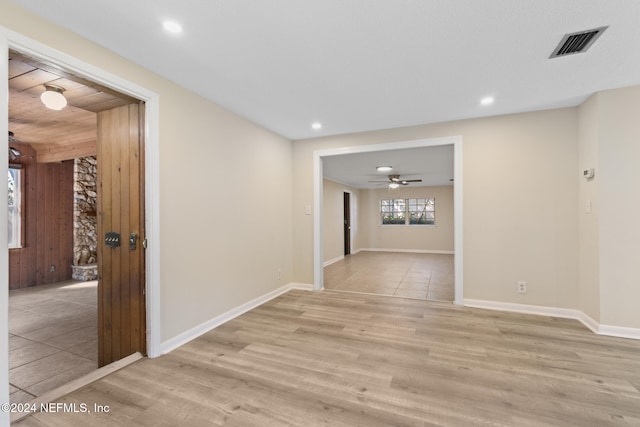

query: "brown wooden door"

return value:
[343, 192, 351, 256]
[96, 103, 146, 366]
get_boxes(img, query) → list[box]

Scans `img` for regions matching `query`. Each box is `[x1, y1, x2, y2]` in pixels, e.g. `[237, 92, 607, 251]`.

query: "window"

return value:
[8, 168, 22, 248]
[409, 198, 435, 225]
[381, 198, 435, 225]
[381, 199, 405, 224]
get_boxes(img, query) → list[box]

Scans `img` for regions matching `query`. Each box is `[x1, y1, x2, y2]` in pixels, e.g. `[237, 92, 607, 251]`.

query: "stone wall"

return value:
[73, 156, 97, 280]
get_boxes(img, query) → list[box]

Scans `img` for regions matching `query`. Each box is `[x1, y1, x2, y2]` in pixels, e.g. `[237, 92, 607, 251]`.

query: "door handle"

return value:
[129, 233, 137, 250]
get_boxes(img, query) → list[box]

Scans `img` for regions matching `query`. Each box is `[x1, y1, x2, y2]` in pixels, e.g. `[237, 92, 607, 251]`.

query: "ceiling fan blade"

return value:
[367, 175, 423, 185]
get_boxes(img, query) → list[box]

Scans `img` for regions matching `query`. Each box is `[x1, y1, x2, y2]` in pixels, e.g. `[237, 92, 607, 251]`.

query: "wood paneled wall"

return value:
[9, 143, 74, 290]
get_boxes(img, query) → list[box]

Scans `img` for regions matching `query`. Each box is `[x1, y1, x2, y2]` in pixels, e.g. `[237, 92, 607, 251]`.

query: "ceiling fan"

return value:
[369, 174, 422, 187]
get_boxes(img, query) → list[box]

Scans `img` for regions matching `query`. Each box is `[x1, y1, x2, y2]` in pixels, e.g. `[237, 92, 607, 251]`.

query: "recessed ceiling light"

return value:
[311, 122, 322, 130]
[480, 96, 494, 106]
[163, 21, 183, 34]
[376, 166, 393, 172]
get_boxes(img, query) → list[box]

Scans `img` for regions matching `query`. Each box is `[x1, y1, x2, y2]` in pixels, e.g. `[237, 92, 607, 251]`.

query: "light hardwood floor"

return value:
[15, 289, 640, 426]
[324, 251, 454, 301]
[9, 280, 98, 404]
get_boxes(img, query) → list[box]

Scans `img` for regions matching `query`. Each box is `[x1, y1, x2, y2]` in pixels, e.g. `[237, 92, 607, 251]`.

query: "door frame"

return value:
[313, 136, 463, 304]
[0, 26, 162, 408]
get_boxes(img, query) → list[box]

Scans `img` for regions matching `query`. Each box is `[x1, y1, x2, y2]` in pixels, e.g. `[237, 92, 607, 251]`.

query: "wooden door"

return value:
[96, 103, 146, 366]
[343, 192, 351, 256]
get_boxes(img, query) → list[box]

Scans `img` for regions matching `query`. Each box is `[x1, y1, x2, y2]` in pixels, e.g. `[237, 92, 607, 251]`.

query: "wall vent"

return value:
[550, 26, 608, 58]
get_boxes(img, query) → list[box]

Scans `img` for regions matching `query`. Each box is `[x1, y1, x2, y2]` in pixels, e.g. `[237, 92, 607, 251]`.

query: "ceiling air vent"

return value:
[550, 26, 608, 58]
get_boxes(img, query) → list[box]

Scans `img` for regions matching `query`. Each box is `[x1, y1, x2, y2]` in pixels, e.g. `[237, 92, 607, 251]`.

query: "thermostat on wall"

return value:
[583, 168, 595, 179]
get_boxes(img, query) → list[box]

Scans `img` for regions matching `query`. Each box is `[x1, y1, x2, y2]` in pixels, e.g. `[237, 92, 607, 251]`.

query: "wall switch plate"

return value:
[305, 205, 312, 215]
[517, 281, 527, 294]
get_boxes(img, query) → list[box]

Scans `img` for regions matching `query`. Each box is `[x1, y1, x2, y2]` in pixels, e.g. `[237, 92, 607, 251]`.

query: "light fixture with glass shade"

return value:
[389, 182, 400, 189]
[41, 84, 68, 110]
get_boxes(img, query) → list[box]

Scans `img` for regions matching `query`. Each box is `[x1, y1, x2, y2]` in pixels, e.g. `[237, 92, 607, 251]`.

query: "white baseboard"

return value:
[160, 282, 314, 355]
[598, 324, 640, 340]
[359, 248, 454, 255]
[323, 255, 344, 267]
[574, 310, 600, 334]
[160, 288, 639, 356]
[464, 299, 640, 340]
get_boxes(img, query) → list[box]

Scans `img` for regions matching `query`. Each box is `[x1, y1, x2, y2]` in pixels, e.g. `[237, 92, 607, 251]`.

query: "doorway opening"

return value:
[6, 48, 146, 403]
[313, 136, 463, 304]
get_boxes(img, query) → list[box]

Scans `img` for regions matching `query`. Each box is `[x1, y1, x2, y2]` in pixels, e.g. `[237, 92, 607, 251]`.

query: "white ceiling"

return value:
[13, 0, 640, 141]
[323, 145, 453, 189]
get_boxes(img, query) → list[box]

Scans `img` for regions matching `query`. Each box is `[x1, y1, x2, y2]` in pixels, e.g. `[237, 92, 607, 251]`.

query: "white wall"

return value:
[576, 85, 640, 330]
[360, 185, 453, 252]
[294, 108, 579, 310]
[577, 94, 600, 322]
[596, 86, 640, 329]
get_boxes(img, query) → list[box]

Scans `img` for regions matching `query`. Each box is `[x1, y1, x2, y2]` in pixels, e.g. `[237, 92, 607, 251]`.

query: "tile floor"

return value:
[9, 280, 98, 404]
[323, 251, 454, 301]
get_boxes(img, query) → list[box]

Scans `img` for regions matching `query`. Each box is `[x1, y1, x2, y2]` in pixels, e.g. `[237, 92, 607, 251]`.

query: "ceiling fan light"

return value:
[41, 85, 67, 110]
[389, 182, 400, 189]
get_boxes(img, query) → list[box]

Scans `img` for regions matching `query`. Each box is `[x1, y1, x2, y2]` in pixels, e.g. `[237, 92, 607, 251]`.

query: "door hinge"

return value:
[142, 238, 148, 249]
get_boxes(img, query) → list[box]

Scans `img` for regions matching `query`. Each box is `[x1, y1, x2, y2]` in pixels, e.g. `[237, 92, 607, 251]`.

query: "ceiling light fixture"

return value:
[311, 122, 322, 130]
[389, 182, 400, 189]
[376, 166, 393, 172]
[40, 84, 67, 110]
[480, 96, 495, 106]
[163, 21, 183, 34]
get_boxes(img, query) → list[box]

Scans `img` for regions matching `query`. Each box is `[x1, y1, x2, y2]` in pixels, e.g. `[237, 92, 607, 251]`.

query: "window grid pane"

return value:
[381, 199, 406, 225]
[408, 197, 435, 225]
[409, 198, 435, 225]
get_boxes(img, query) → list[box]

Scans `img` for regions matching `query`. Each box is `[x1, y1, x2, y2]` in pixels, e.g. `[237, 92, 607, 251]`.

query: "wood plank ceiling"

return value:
[8, 50, 137, 163]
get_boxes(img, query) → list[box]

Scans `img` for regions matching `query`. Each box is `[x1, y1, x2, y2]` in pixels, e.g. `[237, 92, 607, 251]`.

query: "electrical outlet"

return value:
[49, 265, 56, 272]
[517, 281, 527, 294]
